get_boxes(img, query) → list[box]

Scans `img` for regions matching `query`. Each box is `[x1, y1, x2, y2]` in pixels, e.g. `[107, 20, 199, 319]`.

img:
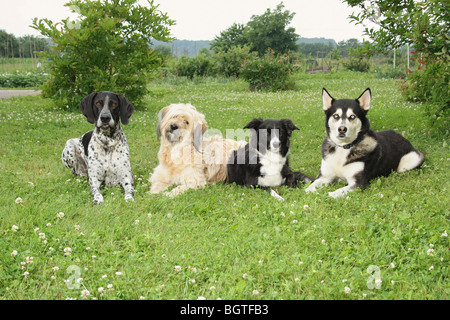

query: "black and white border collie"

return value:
[227, 118, 312, 200]
[305, 88, 425, 198]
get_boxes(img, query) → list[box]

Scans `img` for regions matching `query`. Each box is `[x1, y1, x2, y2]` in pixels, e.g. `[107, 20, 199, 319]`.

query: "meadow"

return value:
[0, 72, 448, 300]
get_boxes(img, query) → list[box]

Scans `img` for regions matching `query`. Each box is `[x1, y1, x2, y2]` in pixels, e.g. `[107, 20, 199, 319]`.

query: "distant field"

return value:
[0, 72, 448, 300]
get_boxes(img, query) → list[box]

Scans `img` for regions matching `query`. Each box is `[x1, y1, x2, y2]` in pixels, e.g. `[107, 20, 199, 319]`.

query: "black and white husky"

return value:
[227, 118, 312, 200]
[305, 88, 425, 198]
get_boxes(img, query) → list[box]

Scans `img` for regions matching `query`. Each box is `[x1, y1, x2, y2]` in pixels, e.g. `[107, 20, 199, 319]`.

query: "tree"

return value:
[246, 3, 299, 55]
[210, 23, 247, 53]
[31, 0, 174, 109]
[210, 3, 299, 56]
[345, 0, 449, 129]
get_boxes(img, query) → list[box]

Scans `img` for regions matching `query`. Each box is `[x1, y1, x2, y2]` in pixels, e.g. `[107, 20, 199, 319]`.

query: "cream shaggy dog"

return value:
[149, 103, 245, 197]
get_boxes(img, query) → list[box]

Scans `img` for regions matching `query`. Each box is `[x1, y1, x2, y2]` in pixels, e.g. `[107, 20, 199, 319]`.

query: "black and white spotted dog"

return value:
[227, 118, 313, 200]
[62, 91, 135, 204]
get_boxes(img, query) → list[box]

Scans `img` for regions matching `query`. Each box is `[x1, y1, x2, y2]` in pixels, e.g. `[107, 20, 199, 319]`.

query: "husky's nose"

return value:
[338, 126, 347, 134]
[170, 123, 178, 131]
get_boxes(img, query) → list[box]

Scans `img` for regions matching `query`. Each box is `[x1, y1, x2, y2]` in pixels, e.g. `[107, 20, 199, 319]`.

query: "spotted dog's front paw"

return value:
[93, 193, 104, 205]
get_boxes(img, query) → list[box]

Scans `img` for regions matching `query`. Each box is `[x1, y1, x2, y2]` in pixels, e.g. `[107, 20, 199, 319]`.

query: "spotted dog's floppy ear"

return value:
[244, 118, 264, 129]
[80, 92, 98, 124]
[281, 119, 299, 137]
[116, 93, 134, 125]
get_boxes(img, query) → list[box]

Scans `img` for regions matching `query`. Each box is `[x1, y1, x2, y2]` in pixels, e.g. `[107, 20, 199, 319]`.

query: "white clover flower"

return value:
[242, 273, 248, 279]
[56, 212, 65, 219]
[161, 254, 167, 259]
[429, 266, 434, 271]
[134, 220, 140, 225]
[252, 289, 260, 296]
[280, 212, 285, 217]
[107, 284, 114, 292]
[340, 238, 344, 243]
[188, 266, 197, 273]
[80, 289, 90, 299]
[375, 279, 382, 288]
[321, 239, 326, 245]
[26, 256, 33, 264]
[98, 287, 106, 295]
[298, 261, 303, 266]
[209, 286, 216, 291]
[23, 271, 30, 277]
[34, 227, 40, 232]
[38, 233, 46, 239]
[11, 225, 19, 232]
[49, 247, 54, 252]
[46, 223, 52, 227]
[292, 219, 298, 224]
[390, 263, 395, 269]
[115, 271, 122, 276]
[74, 225, 80, 231]
[52, 266, 59, 272]
[303, 204, 309, 209]
[441, 230, 448, 237]
[294, 277, 300, 282]
[167, 213, 173, 218]
[15, 197, 23, 204]
[427, 248, 434, 256]
[174, 266, 182, 273]
[11, 250, 18, 257]
[189, 278, 196, 284]
[344, 286, 351, 294]
[197, 296, 206, 300]
[64, 247, 72, 256]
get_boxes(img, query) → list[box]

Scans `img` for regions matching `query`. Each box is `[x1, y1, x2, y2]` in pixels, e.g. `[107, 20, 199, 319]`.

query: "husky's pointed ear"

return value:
[116, 93, 134, 125]
[80, 92, 98, 124]
[322, 88, 334, 111]
[357, 88, 371, 111]
[281, 119, 299, 136]
[244, 118, 264, 129]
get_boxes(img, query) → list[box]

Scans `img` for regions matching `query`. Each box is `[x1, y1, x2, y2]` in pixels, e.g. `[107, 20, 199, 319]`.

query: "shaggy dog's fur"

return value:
[149, 103, 245, 197]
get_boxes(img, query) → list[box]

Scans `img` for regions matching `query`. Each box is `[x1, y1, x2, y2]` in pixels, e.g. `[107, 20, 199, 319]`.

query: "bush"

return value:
[343, 58, 370, 72]
[240, 49, 299, 91]
[212, 45, 250, 78]
[31, 0, 174, 109]
[0, 72, 48, 88]
[173, 54, 213, 79]
[402, 59, 449, 131]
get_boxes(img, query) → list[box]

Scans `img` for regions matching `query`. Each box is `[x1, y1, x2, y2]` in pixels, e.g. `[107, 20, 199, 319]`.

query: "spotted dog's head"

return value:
[80, 92, 134, 135]
[322, 88, 371, 147]
[244, 118, 299, 157]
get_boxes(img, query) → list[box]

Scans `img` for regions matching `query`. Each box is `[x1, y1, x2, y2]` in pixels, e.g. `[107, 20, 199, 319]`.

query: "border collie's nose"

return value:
[170, 123, 178, 131]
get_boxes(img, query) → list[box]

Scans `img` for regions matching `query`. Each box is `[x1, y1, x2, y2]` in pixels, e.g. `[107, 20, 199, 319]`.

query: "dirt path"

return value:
[0, 90, 42, 99]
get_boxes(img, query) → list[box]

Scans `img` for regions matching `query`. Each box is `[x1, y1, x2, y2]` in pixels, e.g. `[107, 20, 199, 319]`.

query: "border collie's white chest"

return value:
[257, 150, 286, 187]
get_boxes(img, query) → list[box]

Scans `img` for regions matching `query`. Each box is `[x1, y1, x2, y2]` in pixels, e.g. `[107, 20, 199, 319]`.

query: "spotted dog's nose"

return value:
[100, 114, 111, 123]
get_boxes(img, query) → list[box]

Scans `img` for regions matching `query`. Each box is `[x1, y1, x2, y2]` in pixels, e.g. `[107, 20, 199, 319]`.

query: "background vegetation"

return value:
[0, 73, 448, 300]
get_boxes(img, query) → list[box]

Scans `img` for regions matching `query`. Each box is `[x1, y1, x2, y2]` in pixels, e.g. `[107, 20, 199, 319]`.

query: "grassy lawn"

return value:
[0, 72, 448, 300]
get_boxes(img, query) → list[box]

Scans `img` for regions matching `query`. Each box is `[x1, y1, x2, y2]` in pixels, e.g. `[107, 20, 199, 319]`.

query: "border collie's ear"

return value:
[357, 88, 371, 111]
[80, 92, 98, 124]
[281, 119, 299, 136]
[244, 118, 264, 129]
[322, 88, 334, 111]
[116, 93, 134, 125]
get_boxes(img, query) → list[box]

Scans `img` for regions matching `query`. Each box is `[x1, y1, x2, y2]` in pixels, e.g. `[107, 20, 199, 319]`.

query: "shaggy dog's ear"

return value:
[244, 118, 264, 129]
[80, 92, 98, 124]
[193, 115, 207, 152]
[281, 119, 299, 136]
[156, 106, 170, 139]
[116, 93, 135, 125]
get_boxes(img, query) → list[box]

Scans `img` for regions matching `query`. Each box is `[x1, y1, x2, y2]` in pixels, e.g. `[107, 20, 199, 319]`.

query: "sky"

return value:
[0, 0, 367, 42]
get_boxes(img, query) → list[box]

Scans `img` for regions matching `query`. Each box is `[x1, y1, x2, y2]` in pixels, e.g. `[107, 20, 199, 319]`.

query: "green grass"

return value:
[0, 72, 448, 300]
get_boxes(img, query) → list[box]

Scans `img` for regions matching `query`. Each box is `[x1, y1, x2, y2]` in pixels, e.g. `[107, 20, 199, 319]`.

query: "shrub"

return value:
[31, 0, 174, 109]
[0, 72, 48, 88]
[343, 57, 370, 72]
[212, 45, 250, 78]
[173, 54, 213, 79]
[240, 49, 299, 91]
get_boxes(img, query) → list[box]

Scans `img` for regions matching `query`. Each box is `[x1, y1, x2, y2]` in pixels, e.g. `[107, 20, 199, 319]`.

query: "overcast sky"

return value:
[0, 0, 367, 42]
